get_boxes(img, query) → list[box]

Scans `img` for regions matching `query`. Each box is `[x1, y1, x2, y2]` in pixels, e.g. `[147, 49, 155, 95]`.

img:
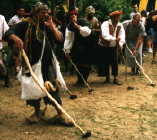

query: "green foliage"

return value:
[0, 0, 133, 23]
[77, 0, 133, 22]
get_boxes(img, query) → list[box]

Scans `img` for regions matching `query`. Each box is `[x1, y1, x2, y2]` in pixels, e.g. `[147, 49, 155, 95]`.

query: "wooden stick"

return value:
[21, 49, 86, 135]
[125, 45, 153, 84]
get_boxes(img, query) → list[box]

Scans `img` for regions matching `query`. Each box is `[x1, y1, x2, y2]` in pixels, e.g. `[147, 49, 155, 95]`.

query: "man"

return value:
[98, 11, 125, 85]
[85, 6, 100, 35]
[3, 2, 63, 123]
[85, 6, 100, 66]
[8, 5, 25, 74]
[0, 15, 12, 87]
[64, 11, 92, 86]
[151, 9, 157, 64]
[130, 4, 140, 19]
[8, 5, 25, 28]
[122, 14, 146, 75]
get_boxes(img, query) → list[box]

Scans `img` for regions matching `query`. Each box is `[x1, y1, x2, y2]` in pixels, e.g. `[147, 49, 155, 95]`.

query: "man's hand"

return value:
[132, 49, 137, 56]
[115, 37, 121, 42]
[118, 45, 123, 52]
[73, 22, 81, 29]
[44, 15, 55, 29]
[65, 53, 71, 60]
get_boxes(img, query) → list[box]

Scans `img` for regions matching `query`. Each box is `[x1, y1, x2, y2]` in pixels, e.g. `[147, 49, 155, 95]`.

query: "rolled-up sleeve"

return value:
[79, 26, 91, 37]
[139, 23, 147, 37]
[118, 25, 126, 46]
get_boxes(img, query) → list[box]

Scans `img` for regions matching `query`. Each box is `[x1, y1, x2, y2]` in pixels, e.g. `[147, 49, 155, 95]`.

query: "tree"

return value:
[77, 0, 132, 22]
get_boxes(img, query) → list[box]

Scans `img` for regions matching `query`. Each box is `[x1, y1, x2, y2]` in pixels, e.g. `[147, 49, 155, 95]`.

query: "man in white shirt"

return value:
[0, 15, 11, 87]
[98, 11, 125, 85]
[8, 5, 25, 28]
[64, 11, 92, 86]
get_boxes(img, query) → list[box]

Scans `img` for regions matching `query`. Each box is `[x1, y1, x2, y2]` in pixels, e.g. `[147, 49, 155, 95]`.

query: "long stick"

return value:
[125, 44, 155, 85]
[21, 49, 89, 136]
[69, 59, 94, 94]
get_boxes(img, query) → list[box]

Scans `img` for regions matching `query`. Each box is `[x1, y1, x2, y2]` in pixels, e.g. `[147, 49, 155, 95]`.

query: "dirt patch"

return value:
[1, 52, 157, 140]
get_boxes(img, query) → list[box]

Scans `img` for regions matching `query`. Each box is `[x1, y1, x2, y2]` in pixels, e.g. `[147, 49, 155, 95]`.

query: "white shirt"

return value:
[64, 26, 91, 53]
[8, 15, 24, 28]
[0, 15, 9, 49]
[130, 12, 140, 19]
[101, 19, 125, 47]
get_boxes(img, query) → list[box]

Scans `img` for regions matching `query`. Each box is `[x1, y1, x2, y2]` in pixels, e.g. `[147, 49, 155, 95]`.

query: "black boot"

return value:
[74, 66, 85, 86]
[82, 67, 90, 83]
[3, 75, 12, 87]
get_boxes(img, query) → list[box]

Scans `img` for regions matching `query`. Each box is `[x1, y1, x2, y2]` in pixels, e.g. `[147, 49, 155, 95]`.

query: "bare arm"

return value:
[8, 34, 24, 51]
[133, 36, 143, 56]
[152, 15, 157, 21]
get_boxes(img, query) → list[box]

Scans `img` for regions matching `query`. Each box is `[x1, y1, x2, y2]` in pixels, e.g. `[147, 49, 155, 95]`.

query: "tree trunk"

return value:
[51, 0, 56, 16]
[68, 0, 75, 11]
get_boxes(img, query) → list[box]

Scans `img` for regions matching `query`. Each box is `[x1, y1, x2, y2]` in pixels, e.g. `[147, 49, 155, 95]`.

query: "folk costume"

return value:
[3, 2, 64, 123]
[98, 11, 125, 84]
[122, 19, 146, 70]
[64, 11, 93, 85]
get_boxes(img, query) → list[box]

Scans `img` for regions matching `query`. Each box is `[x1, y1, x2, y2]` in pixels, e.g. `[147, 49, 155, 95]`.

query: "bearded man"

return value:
[3, 2, 63, 123]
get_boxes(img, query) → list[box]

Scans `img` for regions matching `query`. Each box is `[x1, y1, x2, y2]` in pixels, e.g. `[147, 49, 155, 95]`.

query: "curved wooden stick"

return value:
[21, 50, 87, 136]
[125, 44, 154, 84]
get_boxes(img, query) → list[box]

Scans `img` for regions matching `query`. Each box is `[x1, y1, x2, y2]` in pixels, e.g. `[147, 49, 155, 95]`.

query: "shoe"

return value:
[148, 48, 153, 53]
[65, 72, 69, 75]
[103, 78, 110, 84]
[131, 68, 135, 75]
[73, 81, 84, 86]
[3, 75, 12, 88]
[142, 54, 146, 57]
[113, 79, 122, 85]
[152, 60, 157, 64]
[136, 68, 141, 76]
[26, 111, 45, 124]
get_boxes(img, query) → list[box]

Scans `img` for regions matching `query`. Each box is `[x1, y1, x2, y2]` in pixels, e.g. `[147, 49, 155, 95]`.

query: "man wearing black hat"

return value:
[3, 2, 63, 123]
[98, 11, 125, 85]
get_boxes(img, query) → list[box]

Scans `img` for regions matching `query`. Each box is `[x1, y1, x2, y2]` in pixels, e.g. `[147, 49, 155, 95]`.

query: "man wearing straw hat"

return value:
[98, 10, 125, 85]
[3, 2, 63, 123]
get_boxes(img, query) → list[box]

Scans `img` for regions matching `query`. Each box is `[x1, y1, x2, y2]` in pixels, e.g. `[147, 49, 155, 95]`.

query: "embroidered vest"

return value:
[100, 24, 121, 47]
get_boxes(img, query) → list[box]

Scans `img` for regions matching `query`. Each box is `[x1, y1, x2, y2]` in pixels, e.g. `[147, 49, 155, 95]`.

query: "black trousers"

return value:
[76, 66, 90, 83]
[98, 45, 118, 77]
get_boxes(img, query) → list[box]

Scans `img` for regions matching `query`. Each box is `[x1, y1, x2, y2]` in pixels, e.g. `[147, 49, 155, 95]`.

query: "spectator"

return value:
[140, 10, 148, 57]
[8, 5, 25, 74]
[130, 4, 140, 19]
[151, 9, 157, 63]
[0, 15, 12, 87]
[145, 11, 153, 53]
